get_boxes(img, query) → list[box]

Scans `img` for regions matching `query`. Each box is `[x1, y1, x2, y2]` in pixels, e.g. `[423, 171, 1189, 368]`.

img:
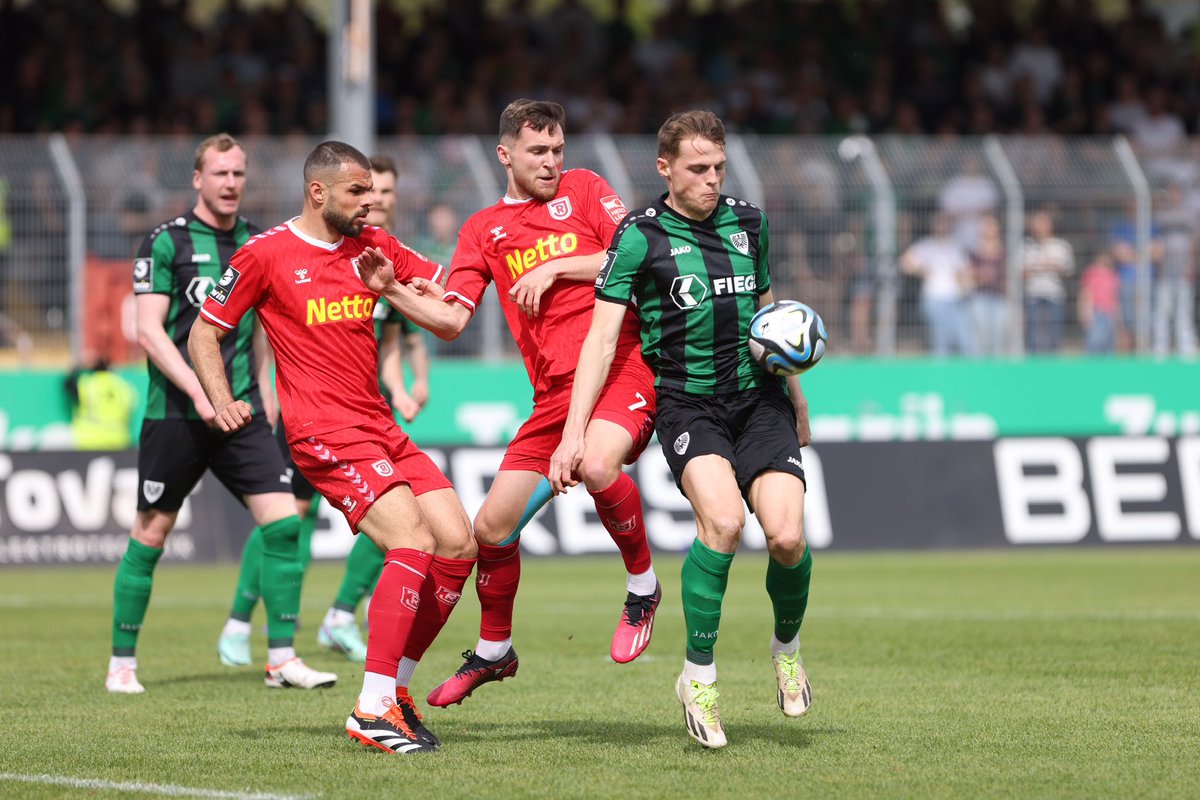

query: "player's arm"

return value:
[252, 319, 279, 428]
[402, 328, 431, 410]
[378, 321, 420, 423]
[188, 317, 253, 433]
[548, 298, 628, 494]
[509, 250, 608, 318]
[758, 288, 811, 447]
[135, 293, 218, 424]
[356, 247, 472, 339]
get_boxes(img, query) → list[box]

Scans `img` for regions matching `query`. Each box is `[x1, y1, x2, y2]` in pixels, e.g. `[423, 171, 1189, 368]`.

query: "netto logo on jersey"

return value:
[306, 295, 377, 326]
[668, 274, 708, 310]
[712, 275, 757, 295]
[505, 232, 579, 280]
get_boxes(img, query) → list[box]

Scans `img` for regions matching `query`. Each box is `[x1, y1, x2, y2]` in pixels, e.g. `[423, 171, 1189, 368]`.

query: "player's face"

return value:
[499, 123, 564, 202]
[321, 162, 373, 238]
[366, 169, 396, 228]
[193, 146, 247, 222]
[658, 137, 726, 221]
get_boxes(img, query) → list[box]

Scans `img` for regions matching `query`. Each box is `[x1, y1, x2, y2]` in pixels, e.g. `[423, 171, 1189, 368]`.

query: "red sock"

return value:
[402, 555, 476, 661]
[590, 472, 653, 575]
[476, 541, 521, 641]
[364, 548, 431, 677]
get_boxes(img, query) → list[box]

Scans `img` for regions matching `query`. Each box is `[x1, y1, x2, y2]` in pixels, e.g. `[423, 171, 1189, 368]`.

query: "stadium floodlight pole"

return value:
[1113, 136, 1152, 355]
[839, 135, 896, 356]
[725, 135, 765, 209]
[48, 133, 87, 364]
[328, 0, 375, 155]
[983, 135, 1025, 357]
[593, 134, 635, 211]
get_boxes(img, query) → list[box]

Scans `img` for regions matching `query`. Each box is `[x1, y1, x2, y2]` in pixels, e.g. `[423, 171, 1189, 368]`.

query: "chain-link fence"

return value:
[0, 134, 1194, 366]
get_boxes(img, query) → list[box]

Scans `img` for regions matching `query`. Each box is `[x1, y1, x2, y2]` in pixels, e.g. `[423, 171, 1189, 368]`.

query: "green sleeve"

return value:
[756, 211, 771, 294]
[595, 221, 649, 305]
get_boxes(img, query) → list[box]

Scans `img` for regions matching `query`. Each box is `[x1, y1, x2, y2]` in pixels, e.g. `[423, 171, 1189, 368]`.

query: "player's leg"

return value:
[740, 383, 813, 718]
[319, 532, 383, 662]
[218, 525, 263, 666]
[425, 469, 542, 707]
[108, 419, 207, 693]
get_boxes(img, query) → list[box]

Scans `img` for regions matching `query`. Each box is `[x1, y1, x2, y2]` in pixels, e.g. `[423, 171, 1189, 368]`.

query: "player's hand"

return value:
[193, 394, 220, 428]
[392, 391, 421, 424]
[548, 435, 584, 495]
[213, 400, 254, 433]
[355, 247, 397, 294]
[509, 267, 558, 319]
[409, 380, 429, 410]
[407, 276, 446, 300]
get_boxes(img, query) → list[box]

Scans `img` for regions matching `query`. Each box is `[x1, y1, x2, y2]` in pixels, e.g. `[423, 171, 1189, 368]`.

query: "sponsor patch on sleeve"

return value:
[133, 258, 153, 292]
[208, 266, 240, 305]
[600, 195, 628, 224]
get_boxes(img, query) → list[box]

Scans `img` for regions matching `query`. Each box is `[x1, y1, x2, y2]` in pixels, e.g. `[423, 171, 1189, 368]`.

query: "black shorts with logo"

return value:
[654, 382, 806, 507]
[276, 419, 316, 502]
[137, 416, 294, 511]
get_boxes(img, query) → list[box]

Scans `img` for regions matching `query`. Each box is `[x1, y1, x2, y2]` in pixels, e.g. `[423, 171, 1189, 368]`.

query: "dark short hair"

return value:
[499, 99, 566, 143]
[303, 141, 371, 184]
[369, 154, 397, 176]
[194, 133, 243, 172]
[657, 110, 726, 160]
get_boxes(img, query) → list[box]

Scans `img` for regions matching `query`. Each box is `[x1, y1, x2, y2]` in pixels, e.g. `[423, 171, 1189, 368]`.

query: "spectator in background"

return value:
[1152, 184, 1198, 358]
[64, 359, 137, 450]
[1021, 209, 1074, 354]
[1109, 200, 1162, 352]
[939, 154, 1000, 252]
[900, 213, 976, 357]
[1078, 252, 1120, 354]
[969, 214, 1008, 356]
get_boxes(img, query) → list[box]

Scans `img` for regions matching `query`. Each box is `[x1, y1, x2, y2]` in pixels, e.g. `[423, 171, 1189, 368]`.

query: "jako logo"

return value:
[670, 245, 692, 257]
[505, 232, 579, 279]
[306, 295, 377, 325]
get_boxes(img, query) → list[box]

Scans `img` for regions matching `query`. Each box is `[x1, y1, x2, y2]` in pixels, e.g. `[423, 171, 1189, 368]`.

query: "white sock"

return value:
[771, 634, 800, 657]
[109, 656, 137, 672]
[222, 618, 252, 637]
[358, 671, 396, 715]
[474, 637, 512, 661]
[323, 608, 356, 628]
[395, 657, 418, 690]
[683, 659, 717, 685]
[267, 646, 296, 666]
[627, 566, 658, 596]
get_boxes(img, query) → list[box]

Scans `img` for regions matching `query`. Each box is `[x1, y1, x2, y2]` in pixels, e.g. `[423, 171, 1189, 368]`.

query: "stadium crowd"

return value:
[3, 0, 1200, 139]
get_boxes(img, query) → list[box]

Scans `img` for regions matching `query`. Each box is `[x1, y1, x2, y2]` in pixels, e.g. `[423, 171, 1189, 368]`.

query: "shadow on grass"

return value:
[422, 718, 847, 749]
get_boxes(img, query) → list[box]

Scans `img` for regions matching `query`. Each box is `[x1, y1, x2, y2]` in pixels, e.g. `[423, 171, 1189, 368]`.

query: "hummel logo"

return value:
[341, 496, 357, 512]
[491, 226, 507, 242]
[294, 268, 311, 284]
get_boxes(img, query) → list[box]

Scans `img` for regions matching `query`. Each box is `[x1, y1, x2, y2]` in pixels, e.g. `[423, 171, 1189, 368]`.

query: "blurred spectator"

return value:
[1109, 200, 1162, 352]
[900, 213, 976, 357]
[1008, 26, 1063, 106]
[1021, 209, 1074, 354]
[968, 214, 1008, 356]
[64, 359, 137, 450]
[938, 154, 1000, 251]
[1078, 252, 1120, 354]
[1152, 184, 1198, 358]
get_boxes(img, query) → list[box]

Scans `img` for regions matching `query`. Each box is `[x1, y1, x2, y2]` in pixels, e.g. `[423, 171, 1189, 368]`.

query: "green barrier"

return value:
[1, 358, 1195, 450]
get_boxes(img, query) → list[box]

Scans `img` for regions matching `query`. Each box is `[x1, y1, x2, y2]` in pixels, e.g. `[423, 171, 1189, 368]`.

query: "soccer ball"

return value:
[748, 301, 827, 376]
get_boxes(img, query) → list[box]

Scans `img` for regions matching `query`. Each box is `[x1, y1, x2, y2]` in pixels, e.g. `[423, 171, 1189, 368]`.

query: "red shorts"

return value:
[501, 352, 657, 474]
[290, 415, 452, 531]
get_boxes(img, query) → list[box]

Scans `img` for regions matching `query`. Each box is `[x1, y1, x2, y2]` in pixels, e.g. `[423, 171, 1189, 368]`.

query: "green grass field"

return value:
[2, 548, 1198, 799]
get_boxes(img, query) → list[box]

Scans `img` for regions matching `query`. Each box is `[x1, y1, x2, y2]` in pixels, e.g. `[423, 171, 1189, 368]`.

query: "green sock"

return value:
[229, 526, 264, 622]
[766, 546, 812, 643]
[259, 515, 303, 647]
[112, 538, 164, 656]
[681, 538, 735, 666]
[333, 534, 385, 612]
[296, 500, 319, 573]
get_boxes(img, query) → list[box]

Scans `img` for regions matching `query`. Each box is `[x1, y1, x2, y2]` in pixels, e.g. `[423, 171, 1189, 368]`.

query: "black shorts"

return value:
[654, 383, 806, 508]
[137, 417, 293, 511]
[276, 419, 316, 502]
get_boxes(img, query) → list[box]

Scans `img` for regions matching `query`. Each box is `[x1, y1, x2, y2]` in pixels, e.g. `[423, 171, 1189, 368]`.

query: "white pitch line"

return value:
[0, 773, 314, 800]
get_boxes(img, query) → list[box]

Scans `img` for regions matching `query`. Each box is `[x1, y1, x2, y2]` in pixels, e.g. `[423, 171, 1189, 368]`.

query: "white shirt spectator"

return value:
[1022, 237, 1074, 302]
[904, 237, 971, 301]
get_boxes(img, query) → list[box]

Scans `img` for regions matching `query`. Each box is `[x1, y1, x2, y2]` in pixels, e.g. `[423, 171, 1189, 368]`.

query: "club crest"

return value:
[142, 480, 165, 503]
[730, 231, 750, 255]
[548, 196, 573, 221]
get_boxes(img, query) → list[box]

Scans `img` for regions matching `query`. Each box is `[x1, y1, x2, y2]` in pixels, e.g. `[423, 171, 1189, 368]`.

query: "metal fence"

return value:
[1, 134, 1196, 366]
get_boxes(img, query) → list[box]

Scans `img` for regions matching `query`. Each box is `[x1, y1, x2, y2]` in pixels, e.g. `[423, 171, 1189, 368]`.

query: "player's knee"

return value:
[579, 451, 621, 491]
[440, 524, 479, 560]
[704, 511, 745, 549]
[131, 511, 172, 549]
[472, 510, 514, 546]
[765, 527, 806, 564]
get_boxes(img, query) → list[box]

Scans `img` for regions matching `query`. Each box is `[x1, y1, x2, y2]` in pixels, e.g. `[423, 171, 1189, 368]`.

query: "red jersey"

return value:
[446, 169, 642, 395]
[199, 220, 444, 441]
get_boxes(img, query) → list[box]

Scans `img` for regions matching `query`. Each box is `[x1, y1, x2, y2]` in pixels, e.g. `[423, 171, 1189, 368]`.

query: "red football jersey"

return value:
[200, 220, 444, 440]
[446, 169, 641, 395]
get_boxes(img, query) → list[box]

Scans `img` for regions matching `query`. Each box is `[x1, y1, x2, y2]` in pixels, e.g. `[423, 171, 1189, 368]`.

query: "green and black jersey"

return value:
[372, 298, 418, 343]
[596, 193, 776, 395]
[132, 211, 262, 420]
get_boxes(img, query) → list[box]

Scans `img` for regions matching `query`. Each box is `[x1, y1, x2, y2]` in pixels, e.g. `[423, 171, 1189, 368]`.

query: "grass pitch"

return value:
[1, 548, 1198, 799]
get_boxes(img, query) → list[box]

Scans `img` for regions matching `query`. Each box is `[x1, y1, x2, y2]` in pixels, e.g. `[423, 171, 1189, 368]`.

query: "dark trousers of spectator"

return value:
[1025, 298, 1064, 354]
